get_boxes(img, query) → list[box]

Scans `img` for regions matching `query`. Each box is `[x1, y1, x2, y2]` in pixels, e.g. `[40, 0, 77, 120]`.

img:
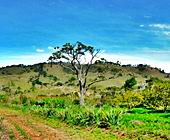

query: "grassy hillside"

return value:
[0, 63, 169, 93]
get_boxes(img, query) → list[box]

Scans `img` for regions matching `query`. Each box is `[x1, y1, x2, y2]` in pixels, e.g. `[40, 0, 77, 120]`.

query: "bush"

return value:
[68, 76, 76, 82]
[123, 91, 143, 109]
[143, 80, 170, 111]
[0, 94, 9, 103]
[56, 82, 63, 86]
[11, 97, 19, 105]
[43, 98, 65, 108]
[19, 94, 28, 105]
[123, 77, 137, 91]
[15, 86, 23, 94]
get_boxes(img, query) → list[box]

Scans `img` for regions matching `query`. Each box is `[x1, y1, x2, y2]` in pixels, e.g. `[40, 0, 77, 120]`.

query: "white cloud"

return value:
[141, 47, 170, 54]
[48, 46, 55, 50]
[0, 53, 50, 67]
[36, 48, 45, 53]
[149, 24, 170, 30]
[163, 31, 170, 37]
[139, 24, 144, 27]
[100, 53, 170, 73]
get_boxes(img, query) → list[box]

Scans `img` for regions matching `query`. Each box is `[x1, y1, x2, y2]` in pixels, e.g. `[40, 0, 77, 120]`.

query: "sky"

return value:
[0, 0, 170, 72]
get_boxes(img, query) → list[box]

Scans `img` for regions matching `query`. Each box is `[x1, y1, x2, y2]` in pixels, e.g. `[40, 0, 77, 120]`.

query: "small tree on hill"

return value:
[49, 42, 113, 105]
[123, 77, 137, 91]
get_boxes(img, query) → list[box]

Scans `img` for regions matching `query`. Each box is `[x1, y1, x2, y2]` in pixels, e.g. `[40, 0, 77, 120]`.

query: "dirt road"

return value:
[0, 108, 81, 140]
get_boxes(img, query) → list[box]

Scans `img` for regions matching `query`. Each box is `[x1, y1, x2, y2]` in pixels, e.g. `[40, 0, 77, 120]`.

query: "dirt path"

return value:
[0, 108, 78, 140]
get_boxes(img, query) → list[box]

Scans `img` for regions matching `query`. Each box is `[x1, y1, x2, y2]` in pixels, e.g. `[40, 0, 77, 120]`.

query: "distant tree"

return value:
[34, 63, 47, 77]
[49, 42, 113, 105]
[123, 77, 137, 91]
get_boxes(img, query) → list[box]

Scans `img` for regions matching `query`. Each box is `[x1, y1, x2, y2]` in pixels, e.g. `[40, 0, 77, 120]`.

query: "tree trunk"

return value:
[80, 90, 84, 106]
[79, 81, 85, 106]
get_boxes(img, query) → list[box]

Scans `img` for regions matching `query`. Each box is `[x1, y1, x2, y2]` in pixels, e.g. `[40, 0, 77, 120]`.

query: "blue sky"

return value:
[0, 0, 170, 72]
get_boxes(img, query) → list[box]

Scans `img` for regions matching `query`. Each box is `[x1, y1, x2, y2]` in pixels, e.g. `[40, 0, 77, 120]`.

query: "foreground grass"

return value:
[120, 108, 170, 139]
[0, 105, 118, 140]
[1, 103, 170, 140]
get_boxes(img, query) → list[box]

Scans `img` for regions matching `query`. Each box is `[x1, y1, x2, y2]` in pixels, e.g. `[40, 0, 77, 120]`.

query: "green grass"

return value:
[118, 108, 170, 139]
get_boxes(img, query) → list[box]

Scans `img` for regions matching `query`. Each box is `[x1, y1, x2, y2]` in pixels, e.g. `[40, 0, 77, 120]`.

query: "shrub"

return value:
[142, 80, 170, 111]
[68, 76, 76, 82]
[56, 82, 63, 86]
[19, 94, 28, 105]
[43, 98, 65, 108]
[123, 91, 144, 109]
[15, 86, 23, 94]
[0, 94, 9, 103]
[11, 97, 19, 105]
[123, 77, 137, 91]
[29, 98, 37, 106]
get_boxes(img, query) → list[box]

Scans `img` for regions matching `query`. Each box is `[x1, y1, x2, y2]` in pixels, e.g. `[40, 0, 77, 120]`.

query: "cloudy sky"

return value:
[0, 0, 170, 72]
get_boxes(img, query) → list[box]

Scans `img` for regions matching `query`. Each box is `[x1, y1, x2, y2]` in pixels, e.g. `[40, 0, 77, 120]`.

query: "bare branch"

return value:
[85, 50, 100, 77]
[86, 75, 117, 91]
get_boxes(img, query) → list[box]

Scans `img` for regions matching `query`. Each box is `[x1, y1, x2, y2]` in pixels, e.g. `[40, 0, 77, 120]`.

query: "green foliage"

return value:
[96, 66, 106, 73]
[61, 106, 123, 128]
[123, 77, 137, 91]
[123, 91, 144, 109]
[19, 94, 28, 105]
[143, 80, 170, 111]
[11, 97, 20, 105]
[15, 86, 23, 94]
[29, 106, 57, 118]
[0, 94, 9, 103]
[68, 76, 76, 82]
[48, 74, 59, 82]
[29, 98, 66, 109]
[29, 104, 123, 128]
[43, 98, 65, 108]
[66, 76, 77, 86]
[146, 77, 160, 87]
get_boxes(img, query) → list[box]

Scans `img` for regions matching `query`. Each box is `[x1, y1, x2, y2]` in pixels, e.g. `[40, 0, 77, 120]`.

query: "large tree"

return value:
[49, 42, 110, 105]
